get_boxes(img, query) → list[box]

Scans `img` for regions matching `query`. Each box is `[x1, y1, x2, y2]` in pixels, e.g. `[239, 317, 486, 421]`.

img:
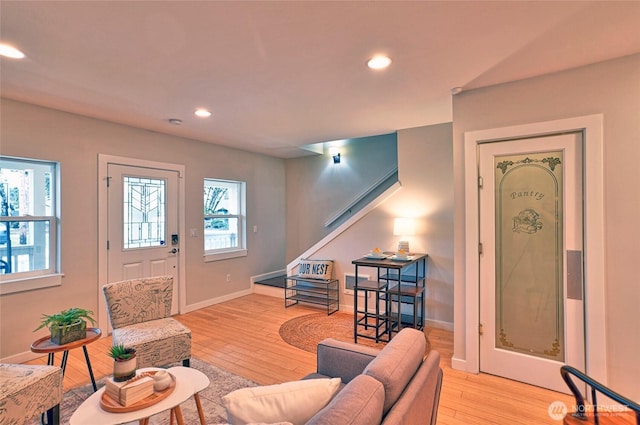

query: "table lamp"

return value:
[393, 217, 415, 253]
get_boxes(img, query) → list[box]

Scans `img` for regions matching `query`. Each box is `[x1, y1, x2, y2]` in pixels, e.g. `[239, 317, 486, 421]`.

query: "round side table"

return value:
[31, 327, 102, 391]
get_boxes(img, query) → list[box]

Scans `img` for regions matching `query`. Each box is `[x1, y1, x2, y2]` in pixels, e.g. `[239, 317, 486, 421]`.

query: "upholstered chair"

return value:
[0, 363, 63, 425]
[102, 275, 191, 368]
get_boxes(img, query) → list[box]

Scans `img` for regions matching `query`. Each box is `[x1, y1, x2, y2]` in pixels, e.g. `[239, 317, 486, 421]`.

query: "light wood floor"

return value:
[26, 294, 574, 424]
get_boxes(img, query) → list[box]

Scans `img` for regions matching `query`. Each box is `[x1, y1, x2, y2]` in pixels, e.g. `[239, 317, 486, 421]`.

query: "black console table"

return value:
[352, 253, 428, 343]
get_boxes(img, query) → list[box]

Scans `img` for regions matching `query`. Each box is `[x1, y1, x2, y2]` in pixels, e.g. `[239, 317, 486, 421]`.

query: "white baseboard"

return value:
[425, 318, 454, 332]
[250, 269, 286, 299]
[183, 288, 253, 313]
[185, 272, 288, 315]
[1, 350, 46, 364]
[451, 356, 472, 372]
[253, 285, 283, 298]
[339, 304, 354, 313]
[185, 267, 290, 312]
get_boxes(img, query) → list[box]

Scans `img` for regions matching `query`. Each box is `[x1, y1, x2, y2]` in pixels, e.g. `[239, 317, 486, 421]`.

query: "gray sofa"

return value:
[304, 327, 443, 425]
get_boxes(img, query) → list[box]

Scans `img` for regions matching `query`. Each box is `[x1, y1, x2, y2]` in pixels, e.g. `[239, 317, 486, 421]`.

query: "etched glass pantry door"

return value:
[478, 132, 584, 393]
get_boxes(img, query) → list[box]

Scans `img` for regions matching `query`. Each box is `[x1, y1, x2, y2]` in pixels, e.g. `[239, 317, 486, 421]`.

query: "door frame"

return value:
[460, 114, 607, 385]
[97, 154, 186, 334]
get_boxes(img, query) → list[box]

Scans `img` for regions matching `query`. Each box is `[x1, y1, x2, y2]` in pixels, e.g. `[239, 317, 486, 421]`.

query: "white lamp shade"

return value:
[393, 218, 415, 236]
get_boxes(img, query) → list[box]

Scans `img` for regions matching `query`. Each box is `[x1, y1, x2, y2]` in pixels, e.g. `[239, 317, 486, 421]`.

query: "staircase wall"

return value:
[285, 132, 398, 261]
[285, 123, 454, 329]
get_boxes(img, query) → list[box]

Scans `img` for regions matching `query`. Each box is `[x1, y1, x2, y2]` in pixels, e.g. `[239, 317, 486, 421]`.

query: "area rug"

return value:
[279, 312, 389, 353]
[32, 358, 257, 425]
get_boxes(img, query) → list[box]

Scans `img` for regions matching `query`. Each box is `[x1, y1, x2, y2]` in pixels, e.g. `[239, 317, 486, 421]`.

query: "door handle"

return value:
[169, 248, 179, 254]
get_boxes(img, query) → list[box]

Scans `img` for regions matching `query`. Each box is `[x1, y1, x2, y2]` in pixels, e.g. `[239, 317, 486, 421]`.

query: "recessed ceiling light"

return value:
[168, 118, 182, 125]
[0, 43, 26, 59]
[194, 109, 211, 118]
[367, 55, 392, 70]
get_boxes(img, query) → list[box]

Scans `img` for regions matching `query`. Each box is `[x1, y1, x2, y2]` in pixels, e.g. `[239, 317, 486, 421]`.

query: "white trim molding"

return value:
[459, 114, 606, 384]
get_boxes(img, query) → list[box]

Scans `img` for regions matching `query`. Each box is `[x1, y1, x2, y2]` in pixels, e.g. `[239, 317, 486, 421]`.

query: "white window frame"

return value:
[203, 178, 247, 262]
[0, 156, 62, 294]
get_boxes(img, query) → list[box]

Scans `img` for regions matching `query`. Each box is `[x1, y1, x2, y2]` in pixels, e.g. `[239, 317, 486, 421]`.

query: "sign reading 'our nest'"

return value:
[298, 259, 333, 280]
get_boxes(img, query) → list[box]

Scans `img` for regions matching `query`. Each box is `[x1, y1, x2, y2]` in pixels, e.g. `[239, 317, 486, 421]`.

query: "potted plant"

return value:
[34, 307, 96, 345]
[108, 344, 137, 382]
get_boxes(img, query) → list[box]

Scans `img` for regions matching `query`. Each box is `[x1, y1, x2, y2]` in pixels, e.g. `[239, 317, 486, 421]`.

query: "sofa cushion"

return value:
[112, 317, 192, 369]
[222, 377, 341, 425]
[314, 338, 380, 383]
[381, 351, 442, 425]
[363, 328, 426, 414]
[307, 374, 384, 425]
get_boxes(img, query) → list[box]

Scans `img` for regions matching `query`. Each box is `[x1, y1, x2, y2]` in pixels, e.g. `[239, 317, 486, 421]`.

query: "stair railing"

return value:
[560, 365, 640, 424]
[324, 167, 398, 228]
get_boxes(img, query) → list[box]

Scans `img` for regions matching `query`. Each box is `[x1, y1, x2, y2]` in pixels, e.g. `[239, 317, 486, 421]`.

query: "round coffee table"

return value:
[31, 327, 101, 391]
[69, 367, 204, 425]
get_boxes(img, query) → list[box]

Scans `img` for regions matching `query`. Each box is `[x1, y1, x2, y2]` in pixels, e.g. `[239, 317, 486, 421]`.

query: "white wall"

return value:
[0, 99, 286, 361]
[452, 54, 640, 400]
[396, 124, 454, 326]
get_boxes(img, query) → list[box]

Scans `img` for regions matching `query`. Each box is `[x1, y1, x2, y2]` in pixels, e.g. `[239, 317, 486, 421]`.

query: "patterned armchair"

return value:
[102, 275, 191, 368]
[0, 363, 63, 425]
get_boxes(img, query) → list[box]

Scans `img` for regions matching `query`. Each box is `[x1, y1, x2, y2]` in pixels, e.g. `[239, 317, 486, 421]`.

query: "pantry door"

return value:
[478, 132, 585, 393]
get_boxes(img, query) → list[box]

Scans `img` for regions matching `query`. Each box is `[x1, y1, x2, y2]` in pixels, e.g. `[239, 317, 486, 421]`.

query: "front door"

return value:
[478, 132, 585, 393]
[107, 164, 180, 315]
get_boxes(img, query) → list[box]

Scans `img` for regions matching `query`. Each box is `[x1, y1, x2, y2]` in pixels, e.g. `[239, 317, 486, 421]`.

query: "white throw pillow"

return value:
[223, 378, 341, 425]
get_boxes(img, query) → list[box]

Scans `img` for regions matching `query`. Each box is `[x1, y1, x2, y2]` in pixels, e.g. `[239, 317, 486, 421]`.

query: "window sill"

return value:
[0, 273, 64, 295]
[204, 249, 247, 262]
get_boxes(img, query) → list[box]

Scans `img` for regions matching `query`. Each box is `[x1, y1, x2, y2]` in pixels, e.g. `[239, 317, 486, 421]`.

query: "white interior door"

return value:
[107, 164, 180, 314]
[479, 132, 585, 393]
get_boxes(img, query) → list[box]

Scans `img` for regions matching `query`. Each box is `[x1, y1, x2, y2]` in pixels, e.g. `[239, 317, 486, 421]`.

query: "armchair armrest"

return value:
[316, 338, 381, 383]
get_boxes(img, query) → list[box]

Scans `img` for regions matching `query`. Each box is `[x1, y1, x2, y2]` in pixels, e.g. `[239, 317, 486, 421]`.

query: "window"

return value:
[123, 176, 166, 249]
[204, 179, 246, 260]
[0, 156, 60, 293]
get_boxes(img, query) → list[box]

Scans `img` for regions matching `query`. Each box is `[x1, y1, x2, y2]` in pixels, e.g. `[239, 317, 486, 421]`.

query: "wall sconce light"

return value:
[329, 147, 341, 164]
[393, 217, 415, 253]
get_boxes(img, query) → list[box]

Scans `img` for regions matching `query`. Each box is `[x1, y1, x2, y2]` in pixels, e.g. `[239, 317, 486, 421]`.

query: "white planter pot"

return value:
[113, 356, 137, 382]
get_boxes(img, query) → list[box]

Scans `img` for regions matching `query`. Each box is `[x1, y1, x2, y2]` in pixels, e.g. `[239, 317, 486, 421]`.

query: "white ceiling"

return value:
[1, 1, 639, 158]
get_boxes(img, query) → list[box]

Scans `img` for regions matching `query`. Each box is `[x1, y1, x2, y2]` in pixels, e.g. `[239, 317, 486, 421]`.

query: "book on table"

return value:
[105, 375, 155, 406]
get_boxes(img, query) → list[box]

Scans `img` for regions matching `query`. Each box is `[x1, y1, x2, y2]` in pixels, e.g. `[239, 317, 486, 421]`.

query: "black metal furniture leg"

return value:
[60, 350, 69, 375]
[46, 404, 59, 425]
[182, 358, 190, 367]
[82, 345, 98, 391]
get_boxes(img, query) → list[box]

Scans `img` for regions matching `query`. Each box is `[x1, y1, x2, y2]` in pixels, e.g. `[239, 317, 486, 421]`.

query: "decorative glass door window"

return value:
[494, 151, 564, 361]
[123, 176, 166, 249]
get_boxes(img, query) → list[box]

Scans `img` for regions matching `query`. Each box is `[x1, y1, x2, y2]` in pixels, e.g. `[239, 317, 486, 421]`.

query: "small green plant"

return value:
[108, 344, 136, 361]
[34, 307, 96, 332]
